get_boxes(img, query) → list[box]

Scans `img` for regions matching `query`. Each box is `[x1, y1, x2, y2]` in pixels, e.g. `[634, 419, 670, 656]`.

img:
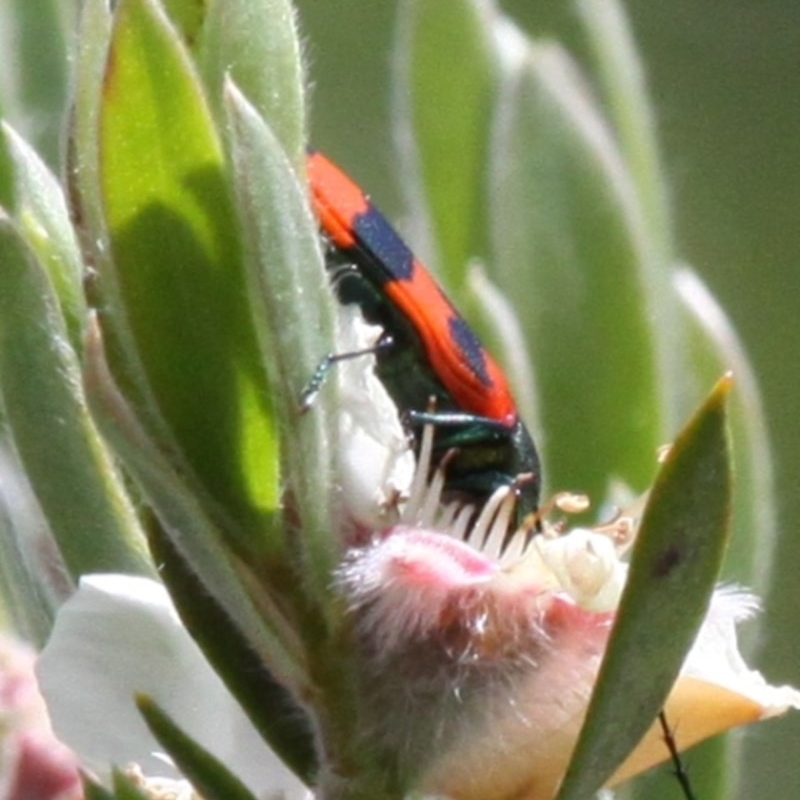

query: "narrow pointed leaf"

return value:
[394, 0, 498, 282]
[577, 0, 672, 261]
[110, 771, 152, 800]
[83, 321, 306, 692]
[674, 270, 775, 595]
[556, 376, 733, 800]
[196, 0, 305, 168]
[225, 84, 339, 608]
[98, 0, 279, 548]
[489, 43, 660, 498]
[2, 122, 86, 348]
[148, 519, 318, 782]
[576, 0, 685, 441]
[0, 457, 53, 645]
[0, 0, 72, 165]
[68, 0, 112, 267]
[136, 695, 262, 800]
[0, 216, 151, 578]
[82, 778, 116, 800]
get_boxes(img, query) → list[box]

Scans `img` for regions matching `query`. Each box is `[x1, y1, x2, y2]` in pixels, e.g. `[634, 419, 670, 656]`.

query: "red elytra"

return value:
[307, 150, 517, 425]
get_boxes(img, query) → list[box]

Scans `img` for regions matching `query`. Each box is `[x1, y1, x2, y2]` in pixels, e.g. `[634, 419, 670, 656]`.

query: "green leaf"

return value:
[0, 444, 54, 645]
[225, 82, 339, 611]
[577, 0, 672, 263]
[0, 215, 151, 579]
[148, 517, 318, 782]
[82, 776, 116, 800]
[394, 0, 499, 283]
[577, 0, 683, 439]
[0, 108, 12, 210]
[136, 695, 261, 800]
[83, 322, 306, 692]
[489, 42, 661, 499]
[110, 770, 154, 800]
[98, 0, 279, 548]
[160, 0, 206, 43]
[2, 122, 86, 349]
[68, 0, 112, 268]
[196, 0, 306, 169]
[674, 269, 776, 652]
[555, 375, 733, 800]
[0, 0, 74, 166]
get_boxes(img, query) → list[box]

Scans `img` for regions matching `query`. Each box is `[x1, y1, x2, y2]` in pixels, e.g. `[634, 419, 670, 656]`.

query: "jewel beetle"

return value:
[306, 150, 541, 525]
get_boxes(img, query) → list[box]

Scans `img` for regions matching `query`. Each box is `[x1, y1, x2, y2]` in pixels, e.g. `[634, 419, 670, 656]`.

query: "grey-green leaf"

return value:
[2, 122, 86, 349]
[0, 444, 54, 645]
[555, 376, 733, 800]
[674, 269, 776, 630]
[0, 215, 151, 579]
[197, 0, 306, 169]
[136, 695, 262, 800]
[0, 0, 74, 166]
[82, 320, 307, 692]
[225, 82, 339, 615]
[489, 42, 660, 499]
[393, 0, 499, 284]
[577, 0, 672, 262]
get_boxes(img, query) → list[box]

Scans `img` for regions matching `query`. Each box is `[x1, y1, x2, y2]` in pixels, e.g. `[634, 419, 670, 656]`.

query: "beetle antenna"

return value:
[298, 335, 394, 412]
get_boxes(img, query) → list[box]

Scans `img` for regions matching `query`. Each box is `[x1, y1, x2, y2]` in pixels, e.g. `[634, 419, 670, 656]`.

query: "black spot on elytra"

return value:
[448, 316, 493, 386]
[353, 208, 414, 281]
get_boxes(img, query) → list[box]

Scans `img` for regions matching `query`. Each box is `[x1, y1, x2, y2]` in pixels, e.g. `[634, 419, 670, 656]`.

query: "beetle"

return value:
[305, 150, 541, 526]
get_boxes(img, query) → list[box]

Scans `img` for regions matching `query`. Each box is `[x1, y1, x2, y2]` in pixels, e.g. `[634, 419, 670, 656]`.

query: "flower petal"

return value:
[334, 306, 415, 530]
[612, 587, 800, 784]
[36, 575, 307, 799]
[0, 634, 81, 800]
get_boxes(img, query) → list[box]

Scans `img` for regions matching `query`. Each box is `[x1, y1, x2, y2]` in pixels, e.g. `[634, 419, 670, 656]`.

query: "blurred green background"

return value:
[297, 2, 800, 797]
[1, 0, 797, 796]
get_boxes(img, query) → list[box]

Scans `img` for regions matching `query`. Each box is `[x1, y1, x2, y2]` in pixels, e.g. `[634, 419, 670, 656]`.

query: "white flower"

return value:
[36, 575, 310, 800]
[332, 304, 416, 530]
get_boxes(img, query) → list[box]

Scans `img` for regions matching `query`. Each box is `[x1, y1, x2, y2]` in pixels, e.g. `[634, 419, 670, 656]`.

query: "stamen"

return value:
[499, 528, 526, 565]
[435, 501, 462, 530]
[418, 449, 458, 527]
[520, 491, 590, 534]
[497, 499, 523, 555]
[450, 503, 479, 541]
[467, 486, 513, 555]
[480, 491, 517, 561]
[554, 492, 591, 514]
[591, 493, 647, 554]
[402, 418, 436, 523]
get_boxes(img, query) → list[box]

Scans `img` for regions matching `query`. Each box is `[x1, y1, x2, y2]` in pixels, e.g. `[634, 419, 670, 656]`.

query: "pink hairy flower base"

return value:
[336, 524, 793, 800]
